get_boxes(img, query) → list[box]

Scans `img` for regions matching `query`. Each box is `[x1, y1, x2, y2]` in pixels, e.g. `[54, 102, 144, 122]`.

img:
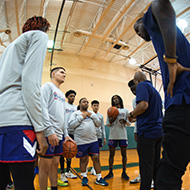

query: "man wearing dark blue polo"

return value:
[128, 71, 164, 190]
[133, 0, 190, 189]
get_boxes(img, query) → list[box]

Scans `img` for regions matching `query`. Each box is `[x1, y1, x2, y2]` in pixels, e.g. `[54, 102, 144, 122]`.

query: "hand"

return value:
[87, 112, 92, 117]
[109, 117, 116, 124]
[64, 136, 75, 143]
[167, 62, 190, 97]
[127, 113, 133, 122]
[36, 131, 48, 156]
[103, 138, 107, 145]
[81, 113, 87, 119]
[119, 119, 126, 124]
[48, 133, 59, 146]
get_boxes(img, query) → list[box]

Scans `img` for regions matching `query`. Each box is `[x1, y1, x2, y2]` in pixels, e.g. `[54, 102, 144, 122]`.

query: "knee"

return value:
[92, 156, 99, 163]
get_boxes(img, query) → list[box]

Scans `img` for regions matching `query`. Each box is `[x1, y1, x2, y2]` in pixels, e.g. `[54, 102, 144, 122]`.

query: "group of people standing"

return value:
[1, 0, 190, 190]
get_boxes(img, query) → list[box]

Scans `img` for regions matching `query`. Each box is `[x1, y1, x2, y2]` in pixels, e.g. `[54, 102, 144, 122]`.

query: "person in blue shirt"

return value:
[133, 0, 190, 189]
[128, 71, 164, 190]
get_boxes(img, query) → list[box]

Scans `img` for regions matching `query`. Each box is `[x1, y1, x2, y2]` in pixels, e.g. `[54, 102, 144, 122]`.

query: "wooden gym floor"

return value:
[32, 149, 190, 190]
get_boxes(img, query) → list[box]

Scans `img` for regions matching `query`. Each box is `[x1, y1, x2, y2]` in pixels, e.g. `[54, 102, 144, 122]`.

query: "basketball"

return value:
[107, 106, 119, 119]
[62, 140, 78, 159]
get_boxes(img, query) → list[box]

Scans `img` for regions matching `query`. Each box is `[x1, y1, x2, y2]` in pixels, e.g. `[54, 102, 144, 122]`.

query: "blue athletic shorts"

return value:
[0, 126, 37, 163]
[76, 141, 99, 158]
[98, 138, 103, 148]
[43, 138, 63, 157]
[108, 139, 128, 147]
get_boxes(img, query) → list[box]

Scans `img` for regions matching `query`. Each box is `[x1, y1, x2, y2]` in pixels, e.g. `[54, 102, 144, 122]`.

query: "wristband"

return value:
[163, 54, 178, 64]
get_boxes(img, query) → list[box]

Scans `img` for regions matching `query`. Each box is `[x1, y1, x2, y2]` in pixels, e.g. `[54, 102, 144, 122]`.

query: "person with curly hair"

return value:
[0, 16, 50, 190]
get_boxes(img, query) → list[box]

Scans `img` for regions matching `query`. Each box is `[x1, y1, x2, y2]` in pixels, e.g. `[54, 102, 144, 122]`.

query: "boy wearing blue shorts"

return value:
[39, 67, 73, 190]
[104, 95, 130, 181]
[90, 100, 106, 175]
[0, 16, 50, 190]
[68, 98, 108, 186]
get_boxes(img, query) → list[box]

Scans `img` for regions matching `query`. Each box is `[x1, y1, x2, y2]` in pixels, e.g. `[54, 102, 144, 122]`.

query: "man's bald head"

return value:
[134, 71, 147, 85]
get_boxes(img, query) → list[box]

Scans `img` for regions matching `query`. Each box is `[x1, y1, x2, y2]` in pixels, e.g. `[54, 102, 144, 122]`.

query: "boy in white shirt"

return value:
[90, 100, 106, 175]
[39, 67, 73, 190]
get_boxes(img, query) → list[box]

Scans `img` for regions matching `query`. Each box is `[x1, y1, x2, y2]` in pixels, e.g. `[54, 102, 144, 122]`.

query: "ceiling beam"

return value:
[105, 2, 151, 55]
[101, 0, 135, 42]
[83, 0, 116, 50]
[15, 0, 21, 36]
[4, 1, 12, 42]
[39, 0, 45, 16]
[61, 1, 77, 46]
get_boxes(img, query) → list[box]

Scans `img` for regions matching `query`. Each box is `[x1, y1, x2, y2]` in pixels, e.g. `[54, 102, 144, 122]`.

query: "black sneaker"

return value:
[103, 172, 113, 180]
[121, 172, 130, 181]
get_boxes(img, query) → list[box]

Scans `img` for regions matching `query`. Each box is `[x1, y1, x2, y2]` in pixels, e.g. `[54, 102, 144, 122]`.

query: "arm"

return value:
[151, 0, 176, 58]
[128, 101, 148, 122]
[131, 101, 148, 117]
[106, 115, 112, 127]
[68, 112, 84, 129]
[63, 105, 69, 138]
[88, 112, 101, 127]
[41, 84, 55, 136]
[22, 31, 48, 132]
[151, 0, 190, 96]
[101, 116, 106, 139]
[41, 83, 59, 146]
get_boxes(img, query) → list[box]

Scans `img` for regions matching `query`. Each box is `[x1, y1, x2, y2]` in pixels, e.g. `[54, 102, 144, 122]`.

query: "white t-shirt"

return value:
[106, 108, 129, 140]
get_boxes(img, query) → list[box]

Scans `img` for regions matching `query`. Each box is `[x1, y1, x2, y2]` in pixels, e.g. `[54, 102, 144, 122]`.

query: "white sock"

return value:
[81, 172, 87, 178]
[96, 173, 102, 180]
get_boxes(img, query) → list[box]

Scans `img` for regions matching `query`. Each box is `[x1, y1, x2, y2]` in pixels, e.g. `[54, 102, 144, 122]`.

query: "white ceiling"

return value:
[0, 0, 190, 73]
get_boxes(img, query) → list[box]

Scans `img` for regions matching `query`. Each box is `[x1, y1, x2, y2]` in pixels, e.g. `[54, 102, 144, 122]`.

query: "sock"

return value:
[81, 172, 87, 178]
[109, 169, 113, 173]
[51, 187, 58, 190]
[96, 173, 102, 180]
[122, 169, 126, 173]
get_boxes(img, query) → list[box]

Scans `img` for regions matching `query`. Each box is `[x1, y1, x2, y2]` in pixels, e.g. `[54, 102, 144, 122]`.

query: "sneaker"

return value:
[151, 180, 154, 189]
[47, 187, 51, 190]
[91, 167, 96, 175]
[65, 171, 77, 179]
[6, 182, 14, 189]
[103, 172, 113, 180]
[57, 178, 68, 187]
[130, 174, 141, 184]
[95, 178, 109, 186]
[121, 172, 130, 181]
[60, 173, 68, 183]
[82, 177, 88, 186]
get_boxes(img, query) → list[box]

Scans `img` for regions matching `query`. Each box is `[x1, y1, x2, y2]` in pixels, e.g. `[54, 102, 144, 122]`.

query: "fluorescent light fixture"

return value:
[177, 19, 188, 32]
[129, 58, 137, 65]
[47, 40, 54, 48]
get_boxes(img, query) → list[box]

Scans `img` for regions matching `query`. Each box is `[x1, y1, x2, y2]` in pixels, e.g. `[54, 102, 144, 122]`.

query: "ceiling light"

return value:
[129, 58, 137, 65]
[177, 19, 188, 32]
[47, 40, 54, 48]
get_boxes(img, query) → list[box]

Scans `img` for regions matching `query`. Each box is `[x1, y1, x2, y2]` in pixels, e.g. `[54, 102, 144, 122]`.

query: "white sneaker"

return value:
[65, 171, 77, 179]
[130, 174, 141, 184]
[90, 167, 96, 175]
[60, 173, 68, 183]
[151, 180, 154, 189]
